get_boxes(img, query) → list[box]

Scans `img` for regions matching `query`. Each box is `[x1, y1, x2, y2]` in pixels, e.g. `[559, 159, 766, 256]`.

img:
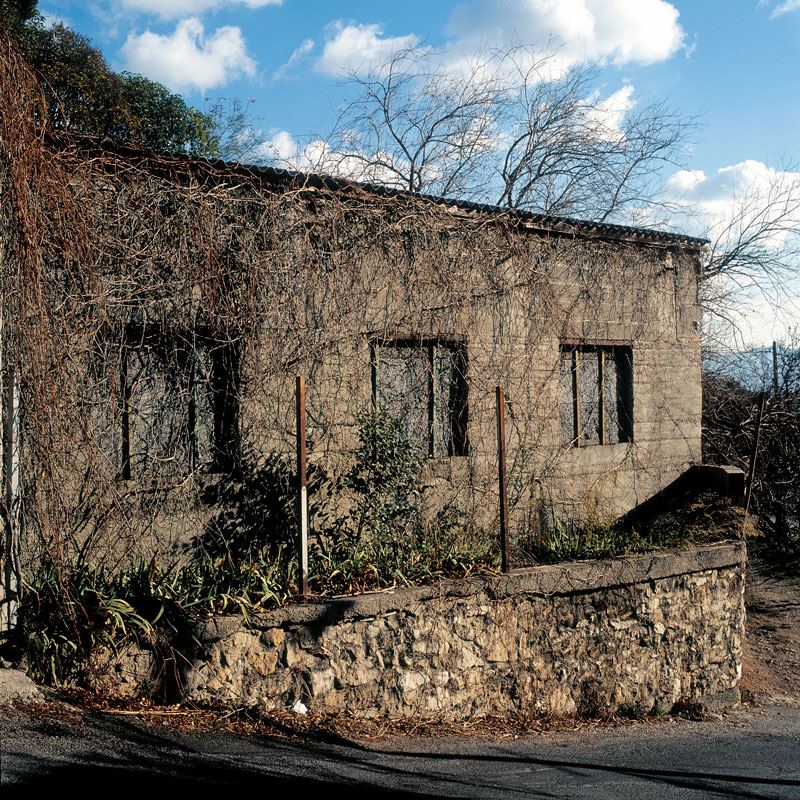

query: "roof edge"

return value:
[47, 131, 710, 251]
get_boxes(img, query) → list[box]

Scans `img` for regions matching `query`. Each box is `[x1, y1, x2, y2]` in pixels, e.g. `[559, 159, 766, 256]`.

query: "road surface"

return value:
[2, 701, 799, 798]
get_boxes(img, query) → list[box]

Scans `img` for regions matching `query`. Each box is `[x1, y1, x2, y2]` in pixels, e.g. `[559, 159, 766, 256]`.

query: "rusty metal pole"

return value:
[496, 386, 511, 574]
[744, 391, 766, 518]
[296, 376, 309, 597]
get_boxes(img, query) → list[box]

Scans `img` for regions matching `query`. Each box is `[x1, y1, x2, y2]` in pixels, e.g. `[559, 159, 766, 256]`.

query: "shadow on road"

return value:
[4, 710, 800, 799]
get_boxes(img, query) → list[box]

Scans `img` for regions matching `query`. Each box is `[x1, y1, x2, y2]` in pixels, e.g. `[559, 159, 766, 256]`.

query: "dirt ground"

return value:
[740, 553, 800, 707]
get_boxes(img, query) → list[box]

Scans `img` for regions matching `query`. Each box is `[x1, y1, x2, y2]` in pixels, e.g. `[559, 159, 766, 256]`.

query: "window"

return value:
[559, 344, 633, 447]
[120, 327, 236, 479]
[371, 338, 468, 457]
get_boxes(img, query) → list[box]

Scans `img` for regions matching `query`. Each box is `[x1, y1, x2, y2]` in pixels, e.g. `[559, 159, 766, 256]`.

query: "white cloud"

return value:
[121, 18, 257, 94]
[715, 292, 800, 349]
[446, 0, 686, 70]
[254, 129, 406, 185]
[255, 130, 302, 163]
[772, 0, 800, 17]
[665, 160, 800, 346]
[274, 38, 315, 80]
[311, 1, 684, 84]
[665, 160, 800, 249]
[316, 22, 420, 76]
[120, 0, 281, 20]
[584, 83, 636, 140]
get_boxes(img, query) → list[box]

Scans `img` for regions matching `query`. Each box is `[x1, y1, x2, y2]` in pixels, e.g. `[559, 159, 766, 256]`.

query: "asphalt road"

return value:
[2, 703, 800, 798]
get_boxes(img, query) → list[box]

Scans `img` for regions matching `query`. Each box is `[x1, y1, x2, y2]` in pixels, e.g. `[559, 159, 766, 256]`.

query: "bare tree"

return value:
[703, 334, 800, 547]
[494, 52, 691, 222]
[320, 46, 504, 197]
[265, 43, 799, 337]
[294, 45, 693, 223]
[205, 96, 262, 163]
[698, 164, 800, 332]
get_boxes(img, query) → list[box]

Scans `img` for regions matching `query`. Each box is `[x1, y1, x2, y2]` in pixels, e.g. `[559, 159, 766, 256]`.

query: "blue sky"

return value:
[39, 0, 800, 346]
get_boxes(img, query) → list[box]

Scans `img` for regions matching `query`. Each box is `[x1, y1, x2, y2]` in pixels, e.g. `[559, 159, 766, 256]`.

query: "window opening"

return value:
[559, 344, 633, 447]
[120, 327, 236, 479]
[371, 338, 468, 457]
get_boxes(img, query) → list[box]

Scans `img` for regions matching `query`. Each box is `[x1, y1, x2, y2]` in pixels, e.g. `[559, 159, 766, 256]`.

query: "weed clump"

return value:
[516, 493, 740, 565]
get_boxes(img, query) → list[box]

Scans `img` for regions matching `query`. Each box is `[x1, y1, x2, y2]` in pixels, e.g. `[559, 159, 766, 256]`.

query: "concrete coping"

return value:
[195, 541, 746, 643]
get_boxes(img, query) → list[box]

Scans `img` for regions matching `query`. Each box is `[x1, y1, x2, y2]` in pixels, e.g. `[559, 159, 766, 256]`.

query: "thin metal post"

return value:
[296, 376, 309, 597]
[428, 342, 436, 458]
[772, 341, 779, 396]
[496, 386, 511, 574]
[744, 391, 766, 517]
[189, 350, 200, 472]
[121, 351, 131, 480]
[1, 364, 21, 634]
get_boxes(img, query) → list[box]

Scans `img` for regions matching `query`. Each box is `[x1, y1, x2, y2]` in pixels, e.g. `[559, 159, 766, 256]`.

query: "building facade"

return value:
[0, 134, 706, 598]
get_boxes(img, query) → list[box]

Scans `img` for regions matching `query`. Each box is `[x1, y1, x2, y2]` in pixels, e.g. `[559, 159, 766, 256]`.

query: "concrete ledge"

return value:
[94, 542, 746, 718]
[692, 686, 741, 713]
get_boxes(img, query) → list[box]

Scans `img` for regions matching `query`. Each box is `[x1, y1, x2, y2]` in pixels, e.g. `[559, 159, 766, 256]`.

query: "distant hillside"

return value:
[703, 345, 799, 392]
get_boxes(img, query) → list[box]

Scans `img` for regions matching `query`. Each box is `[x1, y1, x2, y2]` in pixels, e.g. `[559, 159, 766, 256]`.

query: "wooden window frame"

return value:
[560, 342, 633, 447]
[370, 337, 469, 458]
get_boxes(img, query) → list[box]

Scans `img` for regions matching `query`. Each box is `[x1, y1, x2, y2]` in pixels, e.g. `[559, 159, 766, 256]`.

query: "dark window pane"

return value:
[449, 346, 469, 456]
[560, 345, 633, 447]
[120, 332, 233, 479]
[377, 344, 430, 456]
[559, 350, 576, 445]
[433, 344, 454, 457]
[374, 340, 468, 457]
[127, 346, 189, 479]
[603, 352, 619, 444]
[191, 346, 216, 469]
[615, 349, 634, 442]
[578, 351, 600, 446]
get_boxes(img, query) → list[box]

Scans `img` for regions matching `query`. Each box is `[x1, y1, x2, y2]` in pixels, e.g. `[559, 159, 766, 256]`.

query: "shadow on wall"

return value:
[620, 464, 745, 532]
[191, 449, 328, 560]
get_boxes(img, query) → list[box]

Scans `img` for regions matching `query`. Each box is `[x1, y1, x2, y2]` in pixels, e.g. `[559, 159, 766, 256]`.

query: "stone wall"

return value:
[174, 542, 745, 719]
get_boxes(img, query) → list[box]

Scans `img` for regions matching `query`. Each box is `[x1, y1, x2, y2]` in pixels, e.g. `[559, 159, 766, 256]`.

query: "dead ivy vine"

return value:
[0, 27, 703, 603]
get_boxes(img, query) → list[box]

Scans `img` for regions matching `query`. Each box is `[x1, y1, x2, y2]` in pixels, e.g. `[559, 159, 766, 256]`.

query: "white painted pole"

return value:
[296, 376, 309, 597]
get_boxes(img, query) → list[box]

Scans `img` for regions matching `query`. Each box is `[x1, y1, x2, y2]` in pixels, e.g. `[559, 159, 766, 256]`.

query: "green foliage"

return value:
[312, 503, 498, 593]
[23, 23, 120, 135]
[21, 404, 726, 687]
[520, 519, 643, 564]
[518, 512, 711, 565]
[312, 408, 497, 592]
[0, 0, 38, 30]
[343, 407, 423, 542]
[21, 559, 155, 684]
[20, 551, 298, 685]
[10, 17, 219, 157]
[118, 73, 219, 157]
[164, 549, 297, 620]
[617, 701, 647, 721]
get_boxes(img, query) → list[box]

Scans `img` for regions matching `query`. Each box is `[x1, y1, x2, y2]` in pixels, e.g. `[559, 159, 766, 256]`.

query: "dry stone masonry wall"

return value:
[175, 543, 745, 718]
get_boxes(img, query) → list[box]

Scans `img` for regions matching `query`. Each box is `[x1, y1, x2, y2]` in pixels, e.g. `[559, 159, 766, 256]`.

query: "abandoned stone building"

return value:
[2, 39, 750, 720]
[0, 129, 707, 587]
